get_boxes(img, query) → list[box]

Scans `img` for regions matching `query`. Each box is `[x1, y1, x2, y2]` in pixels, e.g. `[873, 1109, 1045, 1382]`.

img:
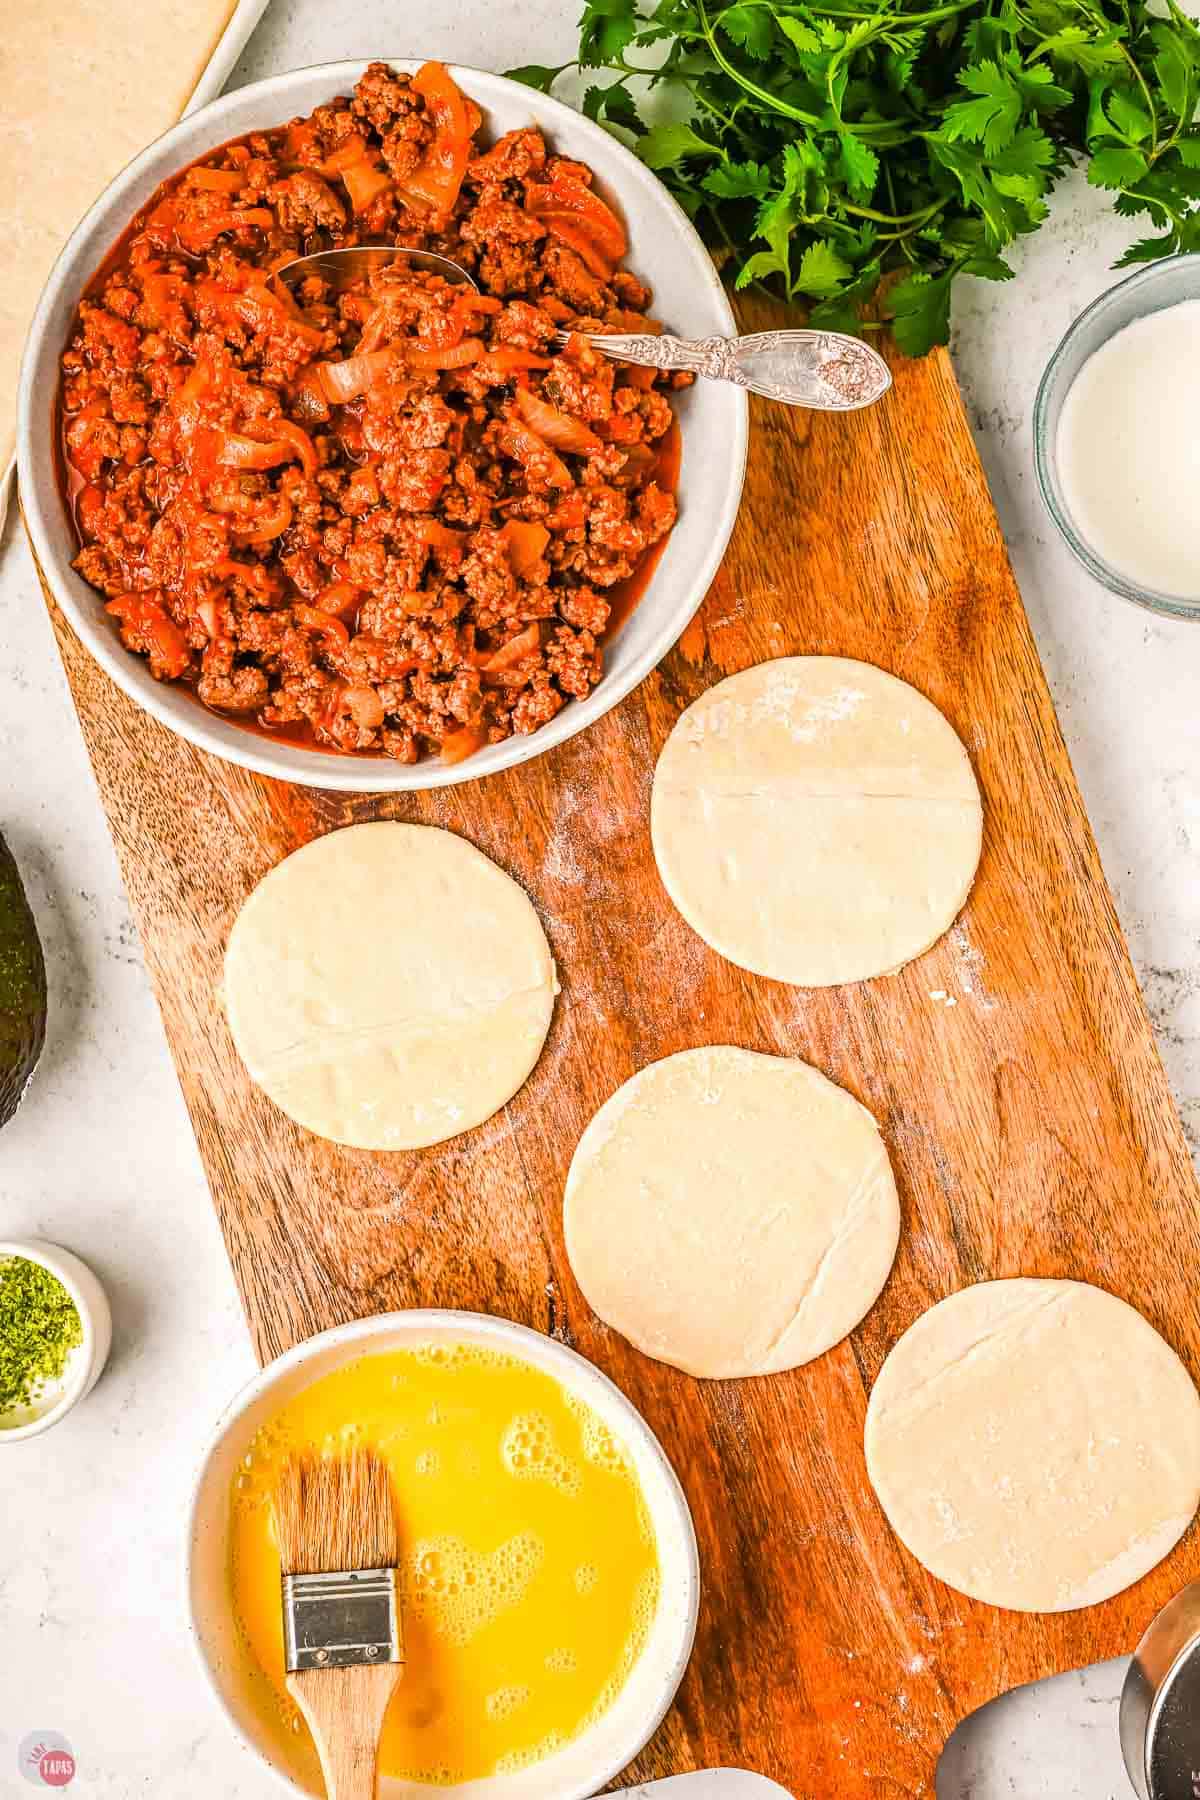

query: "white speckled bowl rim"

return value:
[186, 1309, 700, 1798]
[18, 60, 748, 792]
[0, 1238, 113, 1440]
[1032, 254, 1200, 620]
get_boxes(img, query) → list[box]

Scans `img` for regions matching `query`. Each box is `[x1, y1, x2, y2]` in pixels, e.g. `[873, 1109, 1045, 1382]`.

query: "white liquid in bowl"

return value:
[1056, 297, 1200, 598]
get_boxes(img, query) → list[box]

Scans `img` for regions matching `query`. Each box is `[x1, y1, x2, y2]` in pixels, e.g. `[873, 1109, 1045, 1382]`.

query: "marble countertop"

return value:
[1, 4, 1194, 1794]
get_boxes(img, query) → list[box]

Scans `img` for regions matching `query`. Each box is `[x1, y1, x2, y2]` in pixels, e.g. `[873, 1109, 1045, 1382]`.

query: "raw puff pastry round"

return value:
[865, 1278, 1200, 1612]
[224, 822, 556, 1150]
[563, 1046, 899, 1378]
[650, 656, 983, 987]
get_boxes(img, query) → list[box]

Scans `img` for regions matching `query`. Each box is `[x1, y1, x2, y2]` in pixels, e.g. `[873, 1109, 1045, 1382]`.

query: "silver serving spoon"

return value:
[277, 245, 891, 414]
[277, 245, 477, 292]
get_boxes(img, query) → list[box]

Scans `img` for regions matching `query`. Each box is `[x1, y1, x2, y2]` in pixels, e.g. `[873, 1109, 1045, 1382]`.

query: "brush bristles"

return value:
[274, 1447, 400, 1576]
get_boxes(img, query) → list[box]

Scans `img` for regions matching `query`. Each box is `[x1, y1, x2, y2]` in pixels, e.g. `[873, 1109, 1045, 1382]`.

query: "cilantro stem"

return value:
[850, 119, 925, 142]
[1114, 34, 1161, 160]
[693, 86, 755, 146]
[799, 0, 977, 19]
[1121, 187, 1186, 225]
[702, 197, 745, 262]
[1141, 15, 1198, 165]
[732, 0, 978, 16]
[1167, 0, 1200, 40]
[845, 197, 947, 223]
[696, 0, 825, 123]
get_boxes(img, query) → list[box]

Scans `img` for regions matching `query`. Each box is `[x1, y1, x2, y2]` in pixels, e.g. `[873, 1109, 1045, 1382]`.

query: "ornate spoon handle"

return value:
[573, 328, 891, 412]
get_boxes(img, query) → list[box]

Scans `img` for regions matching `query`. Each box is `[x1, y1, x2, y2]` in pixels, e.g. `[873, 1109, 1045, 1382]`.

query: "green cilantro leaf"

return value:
[1035, 26, 1123, 75]
[1106, 88, 1154, 144]
[505, 63, 571, 92]
[1012, 61, 1071, 113]
[1116, 230, 1179, 264]
[778, 16, 821, 54]
[755, 185, 802, 263]
[720, 3, 777, 58]
[735, 247, 789, 289]
[579, 0, 639, 67]
[929, 136, 1016, 243]
[837, 131, 880, 199]
[943, 61, 1023, 153]
[1151, 23, 1196, 118]
[888, 269, 955, 356]
[962, 251, 1016, 281]
[637, 121, 725, 168]
[580, 82, 648, 136]
[1112, 186, 1167, 220]
[1088, 146, 1152, 187]
[792, 239, 853, 296]
[702, 159, 773, 198]
[989, 125, 1057, 180]
[884, 29, 926, 90]
[809, 254, 884, 330]
[671, 185, 705, 217]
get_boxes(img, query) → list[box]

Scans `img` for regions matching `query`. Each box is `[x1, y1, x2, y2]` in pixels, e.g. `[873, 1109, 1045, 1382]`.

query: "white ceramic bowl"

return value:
[187, 1310, 699, 1798]
[0, 1238, 112, 1440]
[19, 60, 748, 792]
[1033, 255, 1200, 620]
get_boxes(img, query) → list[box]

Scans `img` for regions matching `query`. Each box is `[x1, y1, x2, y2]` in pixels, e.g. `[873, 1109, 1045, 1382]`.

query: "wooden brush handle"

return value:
[286, 1664, 402, 1800]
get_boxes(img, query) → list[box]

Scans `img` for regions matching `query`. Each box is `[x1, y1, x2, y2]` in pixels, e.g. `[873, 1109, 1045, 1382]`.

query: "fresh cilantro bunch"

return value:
[509, 0, 1200, 352]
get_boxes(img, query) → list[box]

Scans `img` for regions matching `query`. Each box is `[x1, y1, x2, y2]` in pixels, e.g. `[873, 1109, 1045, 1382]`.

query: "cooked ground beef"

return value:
[59, 60, 684, 765]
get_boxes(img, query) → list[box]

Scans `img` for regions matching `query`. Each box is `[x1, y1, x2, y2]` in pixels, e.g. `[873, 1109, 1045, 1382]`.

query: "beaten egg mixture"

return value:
[229, 1344, 659, 1784]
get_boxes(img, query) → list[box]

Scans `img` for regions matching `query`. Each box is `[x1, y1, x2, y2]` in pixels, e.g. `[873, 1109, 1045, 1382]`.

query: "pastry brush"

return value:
[274, 1447, 404, 1800]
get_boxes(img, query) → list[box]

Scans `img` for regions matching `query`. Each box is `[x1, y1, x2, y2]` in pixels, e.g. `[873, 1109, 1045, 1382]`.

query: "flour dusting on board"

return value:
[541, 772, 593, 891]
[541, 754, 709, 1029]
[644, 906, 710, 1010]
[541, 817, 586, 891]
[949, 921, 998, 1012]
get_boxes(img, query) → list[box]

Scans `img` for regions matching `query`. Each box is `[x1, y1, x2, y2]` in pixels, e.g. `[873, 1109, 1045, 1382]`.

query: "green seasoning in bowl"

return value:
[0, 1254, 83, 1417]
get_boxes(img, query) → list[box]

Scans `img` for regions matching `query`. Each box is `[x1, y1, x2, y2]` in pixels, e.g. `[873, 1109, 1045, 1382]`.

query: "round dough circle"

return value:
[650, 656, 983, 987]
[865, 1279, 1200, 1613]
[224, 822, 556, 1151]
[563, 1046, 899, 1378]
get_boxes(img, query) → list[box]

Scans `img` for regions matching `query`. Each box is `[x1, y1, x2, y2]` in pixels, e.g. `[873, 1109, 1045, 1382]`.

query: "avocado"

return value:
[0, 833, 47, 1128]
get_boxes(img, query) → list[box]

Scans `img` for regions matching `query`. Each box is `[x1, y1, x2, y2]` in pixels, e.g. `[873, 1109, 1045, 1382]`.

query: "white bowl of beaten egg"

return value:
[187, 1311, 698, 1797]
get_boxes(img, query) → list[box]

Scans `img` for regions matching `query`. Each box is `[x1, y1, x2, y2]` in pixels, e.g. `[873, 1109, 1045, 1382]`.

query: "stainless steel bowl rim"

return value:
[1120, 1580, 1200, 1800]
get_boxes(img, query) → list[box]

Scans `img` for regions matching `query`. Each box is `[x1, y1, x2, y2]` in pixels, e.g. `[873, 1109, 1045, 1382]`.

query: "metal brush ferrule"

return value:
[282, 1568, 403, 1674]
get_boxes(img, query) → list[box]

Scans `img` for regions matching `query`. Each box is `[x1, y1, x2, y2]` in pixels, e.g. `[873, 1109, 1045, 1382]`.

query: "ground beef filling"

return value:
[59, 60, 685, 764]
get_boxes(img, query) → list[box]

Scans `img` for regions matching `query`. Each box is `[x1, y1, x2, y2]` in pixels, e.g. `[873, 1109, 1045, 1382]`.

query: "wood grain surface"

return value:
[28, 323, 1200, 1799]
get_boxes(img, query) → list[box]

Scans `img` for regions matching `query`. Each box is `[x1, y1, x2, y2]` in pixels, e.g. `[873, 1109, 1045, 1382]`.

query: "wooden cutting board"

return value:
[28, 319, 1200, 1799]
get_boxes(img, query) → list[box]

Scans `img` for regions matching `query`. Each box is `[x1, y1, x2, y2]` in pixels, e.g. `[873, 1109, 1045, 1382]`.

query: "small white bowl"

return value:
[19, 60, 748, 792]
[1033, 255, 1200, 619]
[187, 1309, 699, 1799]
[0, 1238, 112, 1440]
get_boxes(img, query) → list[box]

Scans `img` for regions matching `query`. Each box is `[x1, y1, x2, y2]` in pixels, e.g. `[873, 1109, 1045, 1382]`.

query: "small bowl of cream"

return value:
[1034, 255, 1200, 618]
